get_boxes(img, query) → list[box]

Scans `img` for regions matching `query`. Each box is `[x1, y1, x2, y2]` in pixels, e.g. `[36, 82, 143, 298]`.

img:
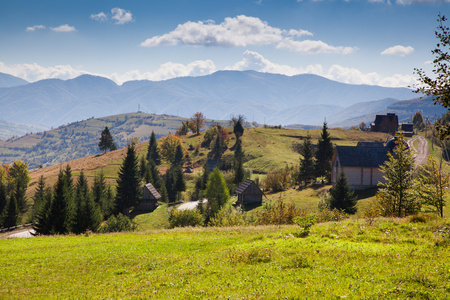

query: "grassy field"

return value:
[1, 217, 450, 299]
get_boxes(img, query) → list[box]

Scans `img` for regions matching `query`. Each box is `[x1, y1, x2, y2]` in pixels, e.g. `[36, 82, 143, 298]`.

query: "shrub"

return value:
[257, 200, 306, 225]
[408, 213, 435, 223]
[316, 208, 348, 223]
[228, 247, 273, 264]
[169, 209, 204, 228]
[262, 168, 291, 192]
[100, 213, 137, 233]
[209, 206, 249, 227]
[294, 214, 316, 237]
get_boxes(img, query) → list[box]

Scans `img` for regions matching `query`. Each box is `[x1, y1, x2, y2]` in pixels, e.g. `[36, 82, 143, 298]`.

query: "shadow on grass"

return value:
[353, 187, 378, 200]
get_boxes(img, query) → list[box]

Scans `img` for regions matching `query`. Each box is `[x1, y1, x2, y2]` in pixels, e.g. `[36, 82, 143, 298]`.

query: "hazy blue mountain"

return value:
[0, 72, 28, 88]
[0, 71, 416, 127]
[330, 96, 446, 128]
[0, 119, 48, 140]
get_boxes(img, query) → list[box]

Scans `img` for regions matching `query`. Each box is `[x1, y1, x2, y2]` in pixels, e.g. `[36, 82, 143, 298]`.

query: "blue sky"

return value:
[0, 0, 449, 87]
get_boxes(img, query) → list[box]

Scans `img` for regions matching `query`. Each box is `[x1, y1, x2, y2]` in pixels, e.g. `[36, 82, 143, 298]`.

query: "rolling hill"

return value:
[0, 72, 28, 88]
[0, 71, 416, 128]
[0, 112, 253, 170]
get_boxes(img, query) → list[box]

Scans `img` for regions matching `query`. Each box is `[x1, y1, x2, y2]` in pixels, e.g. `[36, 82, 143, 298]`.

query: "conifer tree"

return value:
[50, 169, 72, 234]
[115, 143, 141, 214]
[72, 171, 90, 234]
[315, 121, 334, 182]
[0, 179, 7, 219]
[299, 135, 315, 186]
[2, 192, 19, 228]
[173, 144, 185, 167]
[173, 165, 186, 200]
[147, 131, 161, 165]
[233, 152, 245, 185]
[231, 115, 245, 140]
[31, 175, 46, 221]
[329, 170, 357, 214]
[32, 189, 53, 235]
[377, 134, 417, 217]
[98, 126, 115, 153]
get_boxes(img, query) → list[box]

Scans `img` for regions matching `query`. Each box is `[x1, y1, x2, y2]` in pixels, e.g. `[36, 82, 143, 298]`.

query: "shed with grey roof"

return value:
[235, 179, 264, 205]
[135, 183, 161, 212]
[331, 144, 390, 190]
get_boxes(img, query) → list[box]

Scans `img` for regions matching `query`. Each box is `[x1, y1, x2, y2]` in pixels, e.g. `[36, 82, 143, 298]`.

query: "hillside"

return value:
[0, 119, 48, 141]
[0, 112, 243, 170]
[330, 96, 447, 128]
[25, 126, 388, 199]
[0, 71, 415, 128]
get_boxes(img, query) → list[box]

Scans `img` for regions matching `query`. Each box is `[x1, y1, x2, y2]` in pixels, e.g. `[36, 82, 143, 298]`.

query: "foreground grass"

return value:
[1, 218, 450, 299]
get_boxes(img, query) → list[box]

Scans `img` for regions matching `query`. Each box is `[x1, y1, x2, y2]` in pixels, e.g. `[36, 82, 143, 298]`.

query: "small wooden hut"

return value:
[135, 183, 161, 212]
[235, 179, 264, 205]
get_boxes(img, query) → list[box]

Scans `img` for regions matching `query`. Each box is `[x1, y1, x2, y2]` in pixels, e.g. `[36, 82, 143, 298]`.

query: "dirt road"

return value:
[408, 135, 428, 168]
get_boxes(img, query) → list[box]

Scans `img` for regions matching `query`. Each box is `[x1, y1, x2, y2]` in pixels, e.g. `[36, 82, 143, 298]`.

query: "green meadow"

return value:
[1, 217, 450, 299]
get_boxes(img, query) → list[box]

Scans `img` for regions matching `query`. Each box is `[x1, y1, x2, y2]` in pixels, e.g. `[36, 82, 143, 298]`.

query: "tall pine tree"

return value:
[329, 170, 357, 214]
[98, 126, 115, 153]
[315, 121, 334, 182]
[115, 143, 142, 214]
[299, 135, 315, 187]
[147, 131, 161, 165]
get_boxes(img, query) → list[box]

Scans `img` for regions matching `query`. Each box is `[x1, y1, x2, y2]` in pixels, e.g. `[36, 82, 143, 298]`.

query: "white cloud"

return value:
[140, 15, 352, 54]
[90, 12, 107, 22]
[229, 50, 323, 75]
[0, 62, 89, 82]
[277, 39, 356, 54]
[50, 24, 76, 32]
[26, 25, 45, 32]
[396, 0, 450, 4]
[381, 45, 414, 56]
[111, 8, 133, 25]
[228, 51, 416, 87]
[110, 60, 216, 83]
[0, 51, 417, 88]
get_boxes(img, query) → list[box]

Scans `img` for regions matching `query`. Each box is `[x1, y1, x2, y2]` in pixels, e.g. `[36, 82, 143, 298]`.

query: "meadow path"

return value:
[408, 135, 428, 168]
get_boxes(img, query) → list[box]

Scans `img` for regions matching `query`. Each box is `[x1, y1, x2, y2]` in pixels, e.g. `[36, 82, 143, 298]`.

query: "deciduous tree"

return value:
[159, 134, 184, 162]
[191, 112, 206, 135]
[414, 14, 450, 139]
[205, 168, 229, 222]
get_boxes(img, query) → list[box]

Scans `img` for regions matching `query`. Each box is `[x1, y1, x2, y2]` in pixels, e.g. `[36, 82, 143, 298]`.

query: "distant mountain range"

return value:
[0, 71, 418, 129]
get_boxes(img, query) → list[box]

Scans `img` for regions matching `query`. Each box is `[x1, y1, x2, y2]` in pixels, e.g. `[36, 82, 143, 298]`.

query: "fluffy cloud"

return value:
[229, 50, 323, 75]
[111, 8, 133, 25]
[26, 25, 45, 32]
[381, 45, 414, 56]
[0, 51, 416, 88]
[90, 8, 133, 25]
[90, 12, 107, 22]
[50, 24, 76, 32]
[229, 51, 416, 87]
[0, 62, 89, 82]
[141, 15, 352, 54]
[110, 60, 216, 83]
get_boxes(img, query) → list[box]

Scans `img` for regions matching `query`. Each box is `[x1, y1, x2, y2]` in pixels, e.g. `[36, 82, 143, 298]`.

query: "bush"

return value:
[294, 214, 316, 237]
[209, 206, 249, 227]
[316, 208, 348, 223]
[262, 168, 291, 192]
[169, 209, 204, 228]
[257, 200, 306, 225]
[99, 213, 137, 233]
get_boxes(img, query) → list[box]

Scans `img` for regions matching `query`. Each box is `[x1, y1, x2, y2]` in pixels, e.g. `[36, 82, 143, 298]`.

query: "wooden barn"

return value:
[235, 179, 264, 205]
[331, 142, 390, 190]
[135, 183, 161, 212]
[370, 113, 398, 134]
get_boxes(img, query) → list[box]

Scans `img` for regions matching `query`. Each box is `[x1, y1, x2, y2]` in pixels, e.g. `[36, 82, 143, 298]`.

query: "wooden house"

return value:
[331, 142, 390, 190]
[235, 179, 264, 205]
[370, 113, 398, 134]
[135, 183, 161, 212]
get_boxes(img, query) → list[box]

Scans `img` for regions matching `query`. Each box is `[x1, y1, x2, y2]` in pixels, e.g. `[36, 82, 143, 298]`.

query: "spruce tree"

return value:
[3, 192, 19, 228]
[299, 135, 315, 186]
[173, 165, 186, 200]
[31, 175, 46, 221]
[315, 121, 334, 182]
[115, 143, 142, 214]
[232, 115, 245, 140]
[0, 180, 7, 219]
[147, 131, 161, 165]
[50, 169, 72, 234]
[98, 126, 115, 153]
[329, 170, 357, 214]
[164, 167, 177, 202]
[173, 144, 185, 167]
[33, 189, 53, 235]
[8, 160, 31, 214]
[233, 153, 245, 185]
